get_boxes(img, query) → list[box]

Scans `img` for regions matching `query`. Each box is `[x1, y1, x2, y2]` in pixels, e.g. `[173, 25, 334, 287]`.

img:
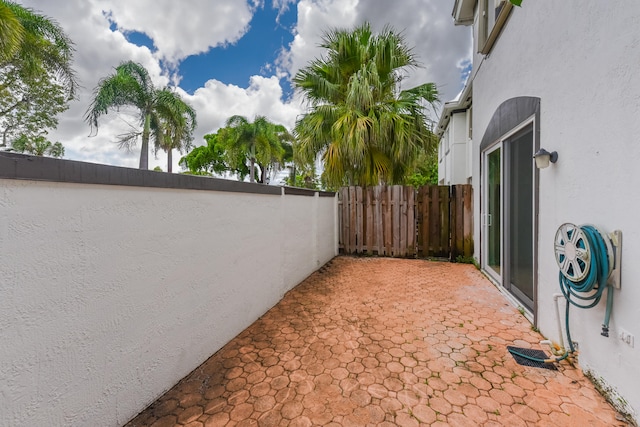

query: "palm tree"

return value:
[0, 1, 77, 98]
[256, 121, 293, 184]
[293, 22, 439, 187]
[219, 115, 289, 183]
[0, 1, 23, 62]
[153, 88, 197, 173]
[86, 61, 196, 170]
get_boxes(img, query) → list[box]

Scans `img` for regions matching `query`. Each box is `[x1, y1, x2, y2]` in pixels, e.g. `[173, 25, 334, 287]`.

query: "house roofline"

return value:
[436, 79, 473, 137]
[452, 0, 476, 26]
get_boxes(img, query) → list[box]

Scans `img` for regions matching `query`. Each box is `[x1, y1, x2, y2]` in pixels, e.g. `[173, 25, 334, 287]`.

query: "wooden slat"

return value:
[384, 186, 392, 256]
[441, 186, 451, 257]
[374, 186, 382, 254]
[419, 186, 428, 257]
[337, 190, 342, 251]
[391, 186, 400, 256]
[355, 186, 363, 253]
[348, 186, 355, 253]
[406, 186, 415, 256]
[463, 185, 474, 257]
[433, 186, 439, 256]
[364, 187, 373, 253]
[450, 185, 459, 259]
[400, 187, 404, 257]
[455, 185, 464, 258]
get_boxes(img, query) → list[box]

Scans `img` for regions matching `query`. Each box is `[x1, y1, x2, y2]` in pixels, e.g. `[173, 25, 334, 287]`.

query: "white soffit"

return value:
[453, 0, 475, 25]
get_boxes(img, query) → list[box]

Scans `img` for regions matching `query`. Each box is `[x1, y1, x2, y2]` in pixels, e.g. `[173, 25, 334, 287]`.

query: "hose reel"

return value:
[510, 223, 622, 366]
[553, 223, 622, 337]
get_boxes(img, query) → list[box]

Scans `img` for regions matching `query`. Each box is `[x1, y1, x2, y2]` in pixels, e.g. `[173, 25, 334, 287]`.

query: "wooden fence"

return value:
[338, 184, 473, 259]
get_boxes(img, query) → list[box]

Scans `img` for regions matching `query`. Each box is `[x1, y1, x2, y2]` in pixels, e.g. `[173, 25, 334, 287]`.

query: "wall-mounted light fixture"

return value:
[533, 148, 558, 169]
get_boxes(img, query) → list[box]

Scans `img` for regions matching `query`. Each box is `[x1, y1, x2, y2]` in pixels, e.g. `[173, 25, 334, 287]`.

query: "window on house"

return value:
[477, 0, 513, 54]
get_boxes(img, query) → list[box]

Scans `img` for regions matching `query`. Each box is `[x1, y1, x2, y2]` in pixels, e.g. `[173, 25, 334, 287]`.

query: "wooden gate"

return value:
[338, 184, 473, 259]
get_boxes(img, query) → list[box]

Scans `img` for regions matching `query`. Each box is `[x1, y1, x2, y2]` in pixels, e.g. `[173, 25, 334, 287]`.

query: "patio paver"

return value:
[125, 257, 627, 426]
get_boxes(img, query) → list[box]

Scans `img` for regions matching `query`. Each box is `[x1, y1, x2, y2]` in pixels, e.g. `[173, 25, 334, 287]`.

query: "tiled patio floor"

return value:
[125, 257, 627, 427]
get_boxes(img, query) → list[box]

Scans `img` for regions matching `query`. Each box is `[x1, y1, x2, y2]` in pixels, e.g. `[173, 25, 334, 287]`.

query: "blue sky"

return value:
[19, 0, 472, 172]
[178, 6, 297, 96]
[120, 4, 298, 96]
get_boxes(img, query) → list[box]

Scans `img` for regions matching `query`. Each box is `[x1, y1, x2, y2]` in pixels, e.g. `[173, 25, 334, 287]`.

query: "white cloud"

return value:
[278, 0, 359, 78]
[100, 0, 254, 65]
[14, 0, 471, 173]
[281, 0, 471, 102]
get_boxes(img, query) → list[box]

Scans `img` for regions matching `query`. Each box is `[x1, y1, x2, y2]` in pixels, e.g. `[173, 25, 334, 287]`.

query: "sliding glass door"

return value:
[485, 145, 502, 280]
[482, 123, 535, 311]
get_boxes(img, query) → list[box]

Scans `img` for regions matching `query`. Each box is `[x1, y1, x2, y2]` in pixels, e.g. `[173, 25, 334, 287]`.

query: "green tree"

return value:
[0, 1, 22, 62]
[86, 61, 196, 170]
[180, 132, 250, 179]
[1, 67, 68, 146]
[405, 146, 438, 187]
[153, 88, 197, 173]
[11, 134, 64, 157]
[293, 22, 439, 187]
[0, 1, 77, 147]
[0, 1, 77, 97]
[218, 115, 290, 183]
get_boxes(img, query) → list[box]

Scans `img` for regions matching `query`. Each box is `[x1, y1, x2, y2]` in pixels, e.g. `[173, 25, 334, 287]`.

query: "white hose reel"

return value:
[553, 223, 621, 289]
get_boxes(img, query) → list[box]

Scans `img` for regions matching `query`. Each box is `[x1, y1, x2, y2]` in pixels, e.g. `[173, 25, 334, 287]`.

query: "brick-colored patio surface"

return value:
[126, 257, 627, 427]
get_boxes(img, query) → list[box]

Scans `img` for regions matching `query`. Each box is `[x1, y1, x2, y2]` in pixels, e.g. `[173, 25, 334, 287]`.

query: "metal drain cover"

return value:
[507, 346, 557, 371]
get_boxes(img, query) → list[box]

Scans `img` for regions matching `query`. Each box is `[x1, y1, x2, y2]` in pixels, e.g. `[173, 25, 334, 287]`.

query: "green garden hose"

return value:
[508, 224, 613, 364]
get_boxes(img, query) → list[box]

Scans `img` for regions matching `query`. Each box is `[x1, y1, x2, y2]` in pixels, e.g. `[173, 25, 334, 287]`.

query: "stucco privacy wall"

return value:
[0, 154, 337, 427]
[471, 2, 640, 418]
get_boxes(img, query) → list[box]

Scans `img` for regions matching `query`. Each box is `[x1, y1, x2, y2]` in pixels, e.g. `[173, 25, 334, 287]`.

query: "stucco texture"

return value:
[0, 179, 336, 427]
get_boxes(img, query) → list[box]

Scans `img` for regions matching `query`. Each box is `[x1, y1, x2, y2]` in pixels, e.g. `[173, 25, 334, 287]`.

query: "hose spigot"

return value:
[601, 325, 609, 337]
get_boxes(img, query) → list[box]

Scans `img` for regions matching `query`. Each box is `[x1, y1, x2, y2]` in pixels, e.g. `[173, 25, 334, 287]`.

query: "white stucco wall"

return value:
[471, 1, 640, 419]
[438, 112, 472, 185]
[0, 179, 337, 427]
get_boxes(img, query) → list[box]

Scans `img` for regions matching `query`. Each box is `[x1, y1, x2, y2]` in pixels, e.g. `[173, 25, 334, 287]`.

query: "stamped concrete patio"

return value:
[125, 257, 626, 426]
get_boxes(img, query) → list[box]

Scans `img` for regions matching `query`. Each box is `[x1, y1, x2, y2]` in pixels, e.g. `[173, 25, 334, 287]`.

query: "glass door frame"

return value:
[482, 143, 503, 284]
[481, 116, 537, 312]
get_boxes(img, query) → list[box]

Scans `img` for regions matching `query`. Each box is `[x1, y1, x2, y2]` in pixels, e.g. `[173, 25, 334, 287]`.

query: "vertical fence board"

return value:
[384, 186, 392, 255]
[456, 185, 465, 258]
[349, 186, 356, 253]
[400, 186, 408, 257]
[429, 186, 439, 256]
[406, 186, 415, 256]
[355, 186, 363, 252]
[374, 186, 382, 254]
[392, 186, 400, 256]
[450, 185, 460, 259]
[364, 187, 373, 253]
[463, 185, 474, 257]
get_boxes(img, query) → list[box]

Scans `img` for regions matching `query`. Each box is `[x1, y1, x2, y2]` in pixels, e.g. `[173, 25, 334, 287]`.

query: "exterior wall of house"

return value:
[0, 156, 337, 427]
[438, 128, 450, 184]
[470, 2, 640, 419]
[438, 111, 472, 185]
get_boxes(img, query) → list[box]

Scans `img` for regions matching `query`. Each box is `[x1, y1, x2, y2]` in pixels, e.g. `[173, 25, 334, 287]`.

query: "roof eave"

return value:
[452, 0, 476, 26]
[436, 80, 473, 137]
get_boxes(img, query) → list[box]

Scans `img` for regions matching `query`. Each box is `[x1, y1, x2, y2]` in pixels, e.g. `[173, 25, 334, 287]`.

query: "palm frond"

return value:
[292, 22, 439, 187]
[116, 130, 141, 152]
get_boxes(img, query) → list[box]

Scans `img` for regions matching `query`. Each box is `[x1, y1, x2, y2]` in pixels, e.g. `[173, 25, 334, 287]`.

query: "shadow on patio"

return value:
[126, 257, 625, 427]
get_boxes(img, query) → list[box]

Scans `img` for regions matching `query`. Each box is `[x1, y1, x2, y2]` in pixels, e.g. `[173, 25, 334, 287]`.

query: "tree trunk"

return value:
[167, 149, 172, 173]
[249, 157, 255, 183]
[140, 113, 150, 169]
[260, 164, 267, 184]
